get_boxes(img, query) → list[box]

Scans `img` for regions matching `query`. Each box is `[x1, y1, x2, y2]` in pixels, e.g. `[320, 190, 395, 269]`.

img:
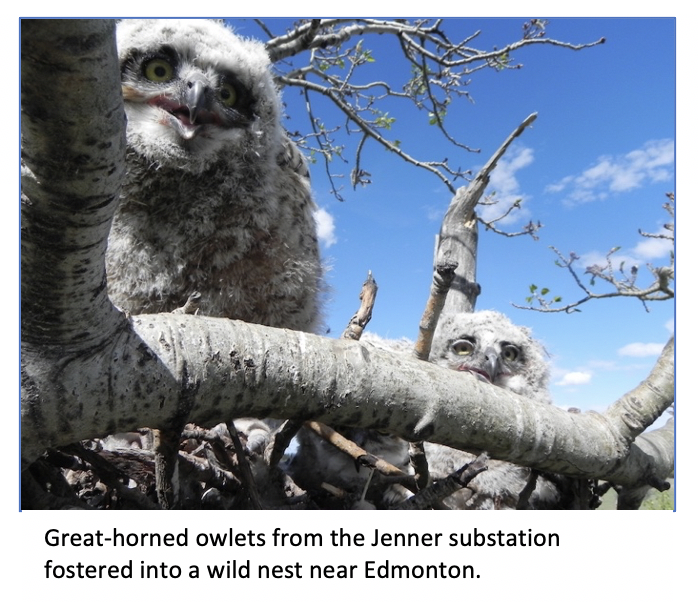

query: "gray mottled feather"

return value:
[106, 19, 322, 332]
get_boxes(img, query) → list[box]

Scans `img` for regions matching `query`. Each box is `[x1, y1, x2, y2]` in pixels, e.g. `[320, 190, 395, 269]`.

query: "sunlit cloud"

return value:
[618, 342, 665, 357]
[314, 207, 337, 248]
[555, 371, 592, 386]
[546, 139, 674, 206]
[632, 236, 674, 261]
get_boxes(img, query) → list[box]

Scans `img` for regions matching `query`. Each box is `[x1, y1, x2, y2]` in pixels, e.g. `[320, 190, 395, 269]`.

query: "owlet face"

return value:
[447, 334, 524, 386]
[431, 311, 550, 401]
[116, 19, 280, 170]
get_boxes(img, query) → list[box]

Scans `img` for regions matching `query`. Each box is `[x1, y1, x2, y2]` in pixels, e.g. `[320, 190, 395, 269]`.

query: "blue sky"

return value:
[228, 17, 675, 417]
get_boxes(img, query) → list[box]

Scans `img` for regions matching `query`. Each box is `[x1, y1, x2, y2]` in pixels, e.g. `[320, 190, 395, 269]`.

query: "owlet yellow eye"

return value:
[218, 82, 238, 108]
[452, 340, 474, 356]
[144, 59, 174, 83]
[502, 344, 520, 361]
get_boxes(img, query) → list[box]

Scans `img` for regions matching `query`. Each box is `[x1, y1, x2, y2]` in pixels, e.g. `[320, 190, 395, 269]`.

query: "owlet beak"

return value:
[185, 74, 208, 124]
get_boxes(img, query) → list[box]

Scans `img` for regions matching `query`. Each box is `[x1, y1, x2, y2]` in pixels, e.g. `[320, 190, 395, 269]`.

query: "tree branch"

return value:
[22, 310, 674, 489]
[435, 113, 538, 314]
[268, 19, 602, 198]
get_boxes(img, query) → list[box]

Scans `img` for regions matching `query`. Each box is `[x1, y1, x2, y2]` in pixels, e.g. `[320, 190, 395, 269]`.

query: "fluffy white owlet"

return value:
[429, 310, 551, 403]
[426, 310, 561, 509]
[291, 312, 563, 509]
[106, 19, 323, 332]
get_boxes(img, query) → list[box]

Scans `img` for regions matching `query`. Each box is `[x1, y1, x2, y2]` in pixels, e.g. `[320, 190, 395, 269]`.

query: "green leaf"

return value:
[529, 284, 538, 293]
[375, 113, 396, 129]
[541, 288, 550, 295]
[553, 296, 562, 303]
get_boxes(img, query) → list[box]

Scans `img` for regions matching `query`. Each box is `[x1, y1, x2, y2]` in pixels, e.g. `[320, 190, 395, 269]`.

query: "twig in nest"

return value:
[516, 468, 540, 509]
[270, 273, 380, 468]
[393, 452, 489, 510]
[152, 428, 182, 509]
[226, 426, 263, 509]
[266, 419, 304, 468]
[305, 420, 413, 484]
[410, 260, 458, 489]
[408, 441, 430, 491]
[63, 443, 160, 510]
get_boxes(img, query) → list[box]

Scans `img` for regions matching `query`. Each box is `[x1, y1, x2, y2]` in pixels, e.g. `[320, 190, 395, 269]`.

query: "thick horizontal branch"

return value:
[605, 336, 674, 441]
[21, 312, 673, 489]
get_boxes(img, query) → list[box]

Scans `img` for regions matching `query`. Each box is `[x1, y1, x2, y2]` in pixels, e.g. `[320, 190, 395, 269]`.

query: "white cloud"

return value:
[555, 371, 592, 386]
[479, 145, 534, 224]
[546, 139, 674, 206]
[665, 319, 674, 333]
[632, 236, 674, 261]
[313, 207, 337, 248]
[618, 342, 665, 357]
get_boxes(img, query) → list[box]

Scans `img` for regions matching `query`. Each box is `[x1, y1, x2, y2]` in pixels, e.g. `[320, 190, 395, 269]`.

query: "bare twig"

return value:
[227, 425, 264, 510]
[410, 260, 458, 490]
[342, 271, 378, 340]
[267, 272, 381, 468]
[265, 419, 304, 468]
[152, 428, 182, 509]
[265, 18, 602, 198]
[413, 260, 458, 361]
[305, 421, 413, 483]
[393, 452, 490, 510]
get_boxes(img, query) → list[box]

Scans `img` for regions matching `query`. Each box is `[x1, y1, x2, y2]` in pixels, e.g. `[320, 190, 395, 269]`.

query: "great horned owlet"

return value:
[106, 19, 323, 332]
[426, 310, 561, 509]
[291, 311, 563, 509]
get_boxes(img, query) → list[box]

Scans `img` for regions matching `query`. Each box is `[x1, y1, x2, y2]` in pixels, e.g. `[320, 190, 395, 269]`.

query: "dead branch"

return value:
[435, 114, 538, 314]
[413, 260, 458, 361]
[342, 271, 378, 340]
